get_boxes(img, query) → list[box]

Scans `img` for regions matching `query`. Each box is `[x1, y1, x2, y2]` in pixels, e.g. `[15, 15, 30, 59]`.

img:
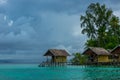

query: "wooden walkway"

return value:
[39, 62, 120, 67]
[38, 62, 72, 67]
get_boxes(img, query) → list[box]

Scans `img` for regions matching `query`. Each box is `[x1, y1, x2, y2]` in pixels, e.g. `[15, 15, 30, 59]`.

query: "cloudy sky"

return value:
[0, 0, 119, 63]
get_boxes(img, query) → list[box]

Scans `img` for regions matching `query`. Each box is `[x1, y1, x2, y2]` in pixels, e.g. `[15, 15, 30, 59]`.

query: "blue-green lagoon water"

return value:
[0, 64, 120, 80]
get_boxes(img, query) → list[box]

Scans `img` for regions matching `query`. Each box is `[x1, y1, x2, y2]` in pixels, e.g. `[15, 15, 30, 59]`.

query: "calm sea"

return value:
[0, 64, 120, 80]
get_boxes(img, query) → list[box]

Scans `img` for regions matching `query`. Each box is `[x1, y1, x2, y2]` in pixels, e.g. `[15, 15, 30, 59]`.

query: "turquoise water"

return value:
[0, 64, 120, 80]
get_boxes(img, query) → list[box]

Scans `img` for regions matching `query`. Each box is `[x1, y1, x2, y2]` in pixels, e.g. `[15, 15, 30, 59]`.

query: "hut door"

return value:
[52, 56, 55, 63]
[90, 55, 94, 62]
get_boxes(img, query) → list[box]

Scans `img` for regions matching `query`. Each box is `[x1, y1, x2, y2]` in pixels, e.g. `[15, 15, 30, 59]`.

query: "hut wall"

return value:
[53, 56, 67, 63]
[98, 55, 109, 62]
[114, 54, 120, 62]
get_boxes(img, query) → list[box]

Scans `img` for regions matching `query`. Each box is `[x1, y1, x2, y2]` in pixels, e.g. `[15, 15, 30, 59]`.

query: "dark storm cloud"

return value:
[3, 0, 102, 19]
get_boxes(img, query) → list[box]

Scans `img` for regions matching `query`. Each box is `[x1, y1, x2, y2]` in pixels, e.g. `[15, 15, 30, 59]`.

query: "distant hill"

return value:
[0, 59, 41, 64]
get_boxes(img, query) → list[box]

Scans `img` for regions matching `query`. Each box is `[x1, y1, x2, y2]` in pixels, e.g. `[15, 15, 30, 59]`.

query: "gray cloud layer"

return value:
[0, 0, 119, 63]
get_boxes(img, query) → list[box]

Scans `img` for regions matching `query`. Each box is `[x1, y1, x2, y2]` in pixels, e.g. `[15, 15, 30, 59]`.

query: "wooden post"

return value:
[47, 56, 48, 62]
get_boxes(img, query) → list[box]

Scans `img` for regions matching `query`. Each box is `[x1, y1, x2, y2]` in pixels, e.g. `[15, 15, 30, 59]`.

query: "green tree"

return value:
[80, 3, 120, 49]
[109, 16, 120, 43]
[71, 53, 87, 65]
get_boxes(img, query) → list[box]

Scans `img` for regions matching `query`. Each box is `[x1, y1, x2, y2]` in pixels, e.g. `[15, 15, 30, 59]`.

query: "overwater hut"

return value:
[44, 49, 70, 63]
[83, 47, 111, 63]
[111, 45, 120, 62]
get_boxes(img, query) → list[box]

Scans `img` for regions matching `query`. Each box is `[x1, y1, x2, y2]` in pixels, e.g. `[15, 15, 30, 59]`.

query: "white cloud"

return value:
[0, 14, 14, 27]
[72, 25, 81, 37]
[0, 0, 7, 5]
[113, 10, 120, 18]
[54, 45, 67, 50]
[4, 15, 6, 21]
[54, 44, 82, 54]
[8, 20, 13, 26]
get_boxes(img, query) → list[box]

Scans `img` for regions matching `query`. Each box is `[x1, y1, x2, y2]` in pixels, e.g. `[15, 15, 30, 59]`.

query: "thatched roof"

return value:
[44, 49, 70, 56]
[83, 47, 110, 55]
[111, 45, 120, 54]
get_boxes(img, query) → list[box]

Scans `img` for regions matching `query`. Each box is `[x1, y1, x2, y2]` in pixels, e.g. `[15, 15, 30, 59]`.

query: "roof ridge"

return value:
[44, 49, 70, 56]
[83, 47, 110, 55]
[49, 49, 65, 50]
[89, 47, 105, 49]
[111, 45, 120, 53]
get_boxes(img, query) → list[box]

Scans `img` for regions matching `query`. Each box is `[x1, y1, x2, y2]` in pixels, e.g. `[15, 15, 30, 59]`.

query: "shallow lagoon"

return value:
[0, 64, 120, 80]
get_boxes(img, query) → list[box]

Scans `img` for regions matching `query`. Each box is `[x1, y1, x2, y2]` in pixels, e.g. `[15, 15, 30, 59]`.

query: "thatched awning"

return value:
[83, 47, 110, 55]
[44, 49, 70, 56]
[111, 45, 120, 54]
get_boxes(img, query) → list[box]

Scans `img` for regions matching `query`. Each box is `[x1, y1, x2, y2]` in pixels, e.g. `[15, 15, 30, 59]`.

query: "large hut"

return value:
[44, 49, 70, 63]
[111, 45, 120, 62]
[83, 47, 111, 63]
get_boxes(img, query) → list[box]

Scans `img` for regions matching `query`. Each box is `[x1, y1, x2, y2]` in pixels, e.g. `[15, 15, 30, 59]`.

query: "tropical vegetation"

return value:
[80, 3, 120, 49]
[71, 53, 87, 64]
[71, 3, 120, 65]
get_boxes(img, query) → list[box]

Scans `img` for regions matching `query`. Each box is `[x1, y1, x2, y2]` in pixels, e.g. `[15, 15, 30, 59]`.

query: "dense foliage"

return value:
[71, 53, 87, 64]
[80, 3, 120, 49]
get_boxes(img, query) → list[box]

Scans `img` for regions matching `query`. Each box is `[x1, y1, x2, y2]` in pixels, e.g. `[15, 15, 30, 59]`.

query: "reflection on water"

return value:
[41, 66, 120, 80]
[76, 66, 120, 80]
[0, 64, 120, 80]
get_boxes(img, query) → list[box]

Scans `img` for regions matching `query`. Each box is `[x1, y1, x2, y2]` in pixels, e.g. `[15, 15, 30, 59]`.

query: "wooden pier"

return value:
[39, 62, 73, 67]
[39, 61, 120, 67]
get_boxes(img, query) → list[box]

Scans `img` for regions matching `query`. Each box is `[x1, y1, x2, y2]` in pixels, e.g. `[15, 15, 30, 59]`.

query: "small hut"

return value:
[111, 45, 120, 62]
[44, 49, 70, 63]
[83, 47, 110, 63]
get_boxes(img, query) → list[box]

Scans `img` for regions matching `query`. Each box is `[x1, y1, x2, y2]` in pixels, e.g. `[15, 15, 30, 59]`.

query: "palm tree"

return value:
[80, 10, 96, 40]
[109, 16, 120, 44]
